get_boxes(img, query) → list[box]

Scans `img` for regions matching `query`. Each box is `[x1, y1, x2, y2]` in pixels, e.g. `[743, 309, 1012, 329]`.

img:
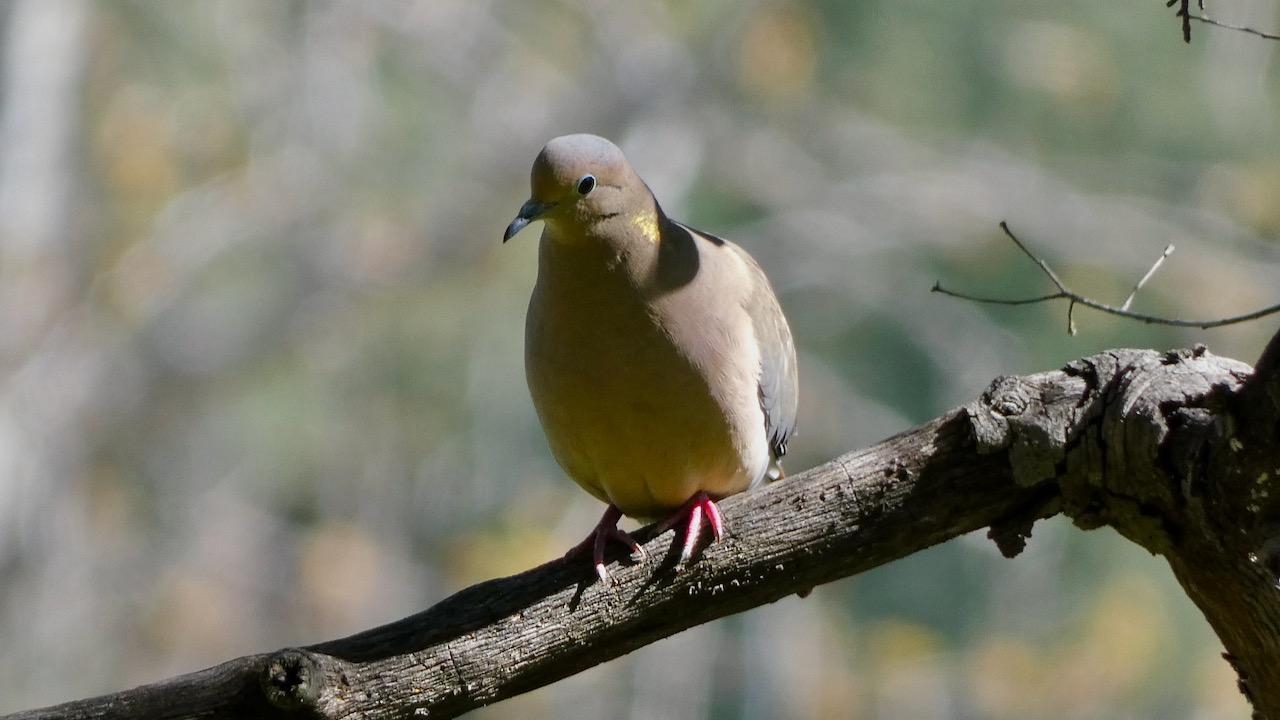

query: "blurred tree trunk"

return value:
[0, 0, 92, 577]
[7, 331, 1280, 719]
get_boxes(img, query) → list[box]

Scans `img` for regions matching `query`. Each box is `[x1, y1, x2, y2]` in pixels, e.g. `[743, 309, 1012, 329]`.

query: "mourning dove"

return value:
[504, 134, 798, 584]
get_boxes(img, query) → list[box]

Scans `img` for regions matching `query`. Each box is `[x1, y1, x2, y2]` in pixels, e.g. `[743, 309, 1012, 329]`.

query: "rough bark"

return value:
[6, 340, 1280, 720]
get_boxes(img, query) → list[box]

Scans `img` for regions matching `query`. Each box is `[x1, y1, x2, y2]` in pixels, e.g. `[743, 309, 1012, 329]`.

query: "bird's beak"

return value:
[503, 199, 555, 243]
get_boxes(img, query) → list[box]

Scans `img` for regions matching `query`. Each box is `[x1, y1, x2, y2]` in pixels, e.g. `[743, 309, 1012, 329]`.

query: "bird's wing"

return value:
[677, 222, 798, 467]
[740, 248, 798, 464]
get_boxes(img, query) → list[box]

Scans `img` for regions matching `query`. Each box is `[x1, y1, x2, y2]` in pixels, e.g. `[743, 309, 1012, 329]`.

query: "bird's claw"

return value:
[655, 491, 725, 566]
[570, 504, 646, 585]
[572, 493, 725, 584]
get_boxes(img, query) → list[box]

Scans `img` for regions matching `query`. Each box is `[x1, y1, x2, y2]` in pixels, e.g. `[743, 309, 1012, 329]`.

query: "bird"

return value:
[503, 134, 798, 584]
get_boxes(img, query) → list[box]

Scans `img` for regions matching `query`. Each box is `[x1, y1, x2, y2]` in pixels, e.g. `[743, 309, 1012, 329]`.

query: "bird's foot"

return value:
[566, 504, 647, 585]
[654, 491, 725, 566]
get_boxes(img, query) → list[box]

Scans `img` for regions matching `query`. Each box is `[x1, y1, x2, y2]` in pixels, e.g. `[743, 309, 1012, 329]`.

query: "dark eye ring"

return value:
[576, 174, 596, 195]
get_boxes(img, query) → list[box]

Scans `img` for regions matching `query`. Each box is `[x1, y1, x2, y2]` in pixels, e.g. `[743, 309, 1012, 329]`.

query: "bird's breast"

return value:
[524, 250, 768, 518]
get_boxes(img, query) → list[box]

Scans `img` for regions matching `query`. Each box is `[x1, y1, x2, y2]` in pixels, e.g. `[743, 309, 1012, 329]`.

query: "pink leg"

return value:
[566, 504, 647, 584]
[655, 492, 725, 565]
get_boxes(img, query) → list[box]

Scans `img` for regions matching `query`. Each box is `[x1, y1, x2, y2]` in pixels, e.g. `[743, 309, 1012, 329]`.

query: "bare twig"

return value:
[1166, 0, 1280, 43]
[1190, 13, 1280, 41]
[932, 222, 1280, 331]
[1121, 244, 1175, 312]
[1167, 0, 1200, 43]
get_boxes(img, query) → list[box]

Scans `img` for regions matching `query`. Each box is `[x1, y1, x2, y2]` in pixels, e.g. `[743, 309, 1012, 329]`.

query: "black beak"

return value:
[503, 200, 554, 243]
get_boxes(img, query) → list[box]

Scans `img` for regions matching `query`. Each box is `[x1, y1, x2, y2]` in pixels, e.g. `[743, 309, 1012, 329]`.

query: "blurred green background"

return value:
[1, 0, 1277, 717]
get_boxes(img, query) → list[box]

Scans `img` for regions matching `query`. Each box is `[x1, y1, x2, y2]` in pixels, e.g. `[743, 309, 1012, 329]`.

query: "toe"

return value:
[679, 504, 705, 565]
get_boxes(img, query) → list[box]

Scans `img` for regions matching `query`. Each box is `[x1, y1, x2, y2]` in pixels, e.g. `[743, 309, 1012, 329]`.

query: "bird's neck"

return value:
[538, 209, 667, 289]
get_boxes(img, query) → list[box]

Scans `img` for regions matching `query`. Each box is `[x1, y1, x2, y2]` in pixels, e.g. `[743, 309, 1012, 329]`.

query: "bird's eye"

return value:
[576, 174, 596, 195]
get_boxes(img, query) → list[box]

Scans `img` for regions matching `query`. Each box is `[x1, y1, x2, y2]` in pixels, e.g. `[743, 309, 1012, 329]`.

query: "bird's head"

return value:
[503, 134, 649, 244]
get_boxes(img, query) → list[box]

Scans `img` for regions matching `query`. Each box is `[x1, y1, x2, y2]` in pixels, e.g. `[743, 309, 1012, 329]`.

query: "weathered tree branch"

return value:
[8, 338, 1280, 720]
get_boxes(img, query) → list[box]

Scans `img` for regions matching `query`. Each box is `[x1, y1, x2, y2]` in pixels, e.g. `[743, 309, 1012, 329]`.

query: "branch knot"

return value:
[967, 374, 1078, 487]
[260, 649, 324, 712]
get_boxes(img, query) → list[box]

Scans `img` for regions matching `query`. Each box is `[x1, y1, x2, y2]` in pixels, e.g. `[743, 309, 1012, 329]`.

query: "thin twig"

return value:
[1190, 14, 1280, 41]
[932, 222, 1280, 331]
[1122, 244, 1175, 312]
[1167, 0, 1195, 43]
[1001, 221, 1069, 293]
[1166, 0, 1280, 44]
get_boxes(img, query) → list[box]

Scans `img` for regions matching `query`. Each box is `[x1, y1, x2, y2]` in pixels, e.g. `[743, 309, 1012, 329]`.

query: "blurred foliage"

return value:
[0, 0, 1277, 717]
